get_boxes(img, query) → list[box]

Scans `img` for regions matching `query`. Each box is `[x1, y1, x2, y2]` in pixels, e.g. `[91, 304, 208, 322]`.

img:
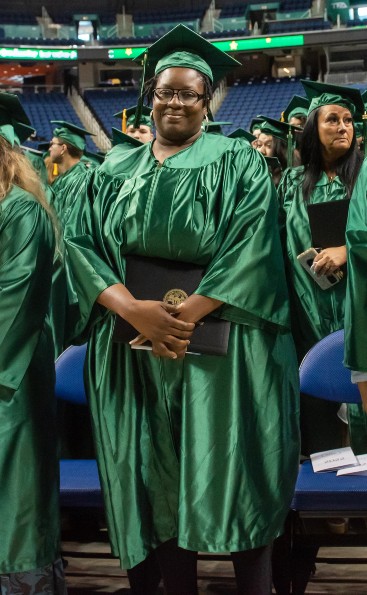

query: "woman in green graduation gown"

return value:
[0, 95, 65, 593]
[65, 25, 299, 595]
[278, 81, 364, 450]
[275, 81, 364, 595]
[48, 120, 96, 358]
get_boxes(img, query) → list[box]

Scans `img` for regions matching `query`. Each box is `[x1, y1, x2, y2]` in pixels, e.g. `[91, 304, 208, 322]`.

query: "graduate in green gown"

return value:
[104, 106, 154, 171]
[256, 116, 301, 187]
[65, 25, 299, 594]
[48, 120, 96, 357]
[0, 93, 65, 593]
[278, 80, 364, 454]
[274, 81, 366, 595]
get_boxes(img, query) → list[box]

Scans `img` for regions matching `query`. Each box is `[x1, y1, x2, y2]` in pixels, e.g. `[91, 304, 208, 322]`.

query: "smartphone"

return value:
[297, 247, 344, 290]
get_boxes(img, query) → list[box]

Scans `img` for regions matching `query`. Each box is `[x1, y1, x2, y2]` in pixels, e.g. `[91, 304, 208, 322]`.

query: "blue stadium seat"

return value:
[19, 92, 98, 152]
[55, 344, 103, 509]
[215, 78, 305, 133]
[290, 330, 366, 569]
[84, 89, 140, 137]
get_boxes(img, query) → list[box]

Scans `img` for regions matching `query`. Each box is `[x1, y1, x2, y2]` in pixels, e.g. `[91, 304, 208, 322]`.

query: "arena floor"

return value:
[61, 516, 367, 594]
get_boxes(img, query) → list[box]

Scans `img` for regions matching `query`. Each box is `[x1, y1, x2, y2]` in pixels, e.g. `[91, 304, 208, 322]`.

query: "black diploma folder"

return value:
[112, 255, 230, 356]
[307, 199, 350, 249]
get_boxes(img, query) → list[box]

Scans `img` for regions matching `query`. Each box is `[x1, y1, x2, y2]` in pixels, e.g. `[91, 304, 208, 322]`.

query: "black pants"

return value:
[272, 516, 317, 595]
[127, 539, 273, 595]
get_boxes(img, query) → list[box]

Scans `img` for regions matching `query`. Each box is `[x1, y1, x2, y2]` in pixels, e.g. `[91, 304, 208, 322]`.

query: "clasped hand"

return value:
[126, 300, 195, 359]
[311, 245, 347, 276]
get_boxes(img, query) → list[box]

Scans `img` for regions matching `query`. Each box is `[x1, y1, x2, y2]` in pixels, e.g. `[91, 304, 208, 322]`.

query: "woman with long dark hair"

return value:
[278, 81, 363, 366]
[273, 81, 364, 595]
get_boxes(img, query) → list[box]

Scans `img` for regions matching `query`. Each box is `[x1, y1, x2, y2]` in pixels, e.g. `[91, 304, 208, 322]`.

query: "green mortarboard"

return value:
[51, 120, 95, 151]
[13, 121, 36, 145]
[300, 80, 365, 118]
[249, 117, 264, 133]
[133, 24, 240, 130]
[136, 24, 240, 84]
[111, 127, 143, 148]
[282, 95, 310, 123]
[0, 92, 31, 146]
[257, 115, 302, 140]
[228, 128, 256, 143]
[257, 114, 302, 167]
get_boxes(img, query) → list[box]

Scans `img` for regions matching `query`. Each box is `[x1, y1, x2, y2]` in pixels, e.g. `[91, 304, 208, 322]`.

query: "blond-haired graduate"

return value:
[0, 93, 65, 593]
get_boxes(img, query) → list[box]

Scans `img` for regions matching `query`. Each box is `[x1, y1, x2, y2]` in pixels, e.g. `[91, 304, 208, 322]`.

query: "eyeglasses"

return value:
[153, 88, 206, 106]
[49, 141, 64, 147]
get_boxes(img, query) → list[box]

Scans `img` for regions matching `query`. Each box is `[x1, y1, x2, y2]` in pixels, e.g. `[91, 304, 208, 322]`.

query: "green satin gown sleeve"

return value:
[195, 145, 290, 331]
[0, 186, 60, 573]
[64, 133, 300, 570]
[345, 159, 367, 372]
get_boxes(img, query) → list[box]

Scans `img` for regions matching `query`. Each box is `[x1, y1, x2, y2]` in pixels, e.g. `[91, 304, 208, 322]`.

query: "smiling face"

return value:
[152, 67, 208, 143]
[317, 104, 354, 161]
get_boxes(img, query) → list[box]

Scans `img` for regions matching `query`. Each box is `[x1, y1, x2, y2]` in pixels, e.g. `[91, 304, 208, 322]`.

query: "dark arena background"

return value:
[3, 0, 367, 592]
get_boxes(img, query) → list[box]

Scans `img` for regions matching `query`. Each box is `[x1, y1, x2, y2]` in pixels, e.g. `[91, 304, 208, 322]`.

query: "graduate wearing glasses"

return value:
[65, 25, 299, 594]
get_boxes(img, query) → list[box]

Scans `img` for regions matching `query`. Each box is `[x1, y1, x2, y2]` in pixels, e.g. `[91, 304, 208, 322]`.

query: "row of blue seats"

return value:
[18, 91, 98, 152]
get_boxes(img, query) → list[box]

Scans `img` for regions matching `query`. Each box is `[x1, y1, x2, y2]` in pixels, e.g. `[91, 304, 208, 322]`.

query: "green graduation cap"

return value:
[228, 128, 256, 144]
[136, 24, 240, 84]
[258, 115, 302, 140]
[0, 92, 31, 146]
[300, 80, 365, 118]
[249, 117, 264, 133]
[111, 127, 143, 148]
[257, 114, 302, 167]
[133, 24, 240, 129]
[113, 105, 152, 131]
[51, 120, 95, 152]
[282, 95, 310, 124]
[13, 121, 36, 145]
